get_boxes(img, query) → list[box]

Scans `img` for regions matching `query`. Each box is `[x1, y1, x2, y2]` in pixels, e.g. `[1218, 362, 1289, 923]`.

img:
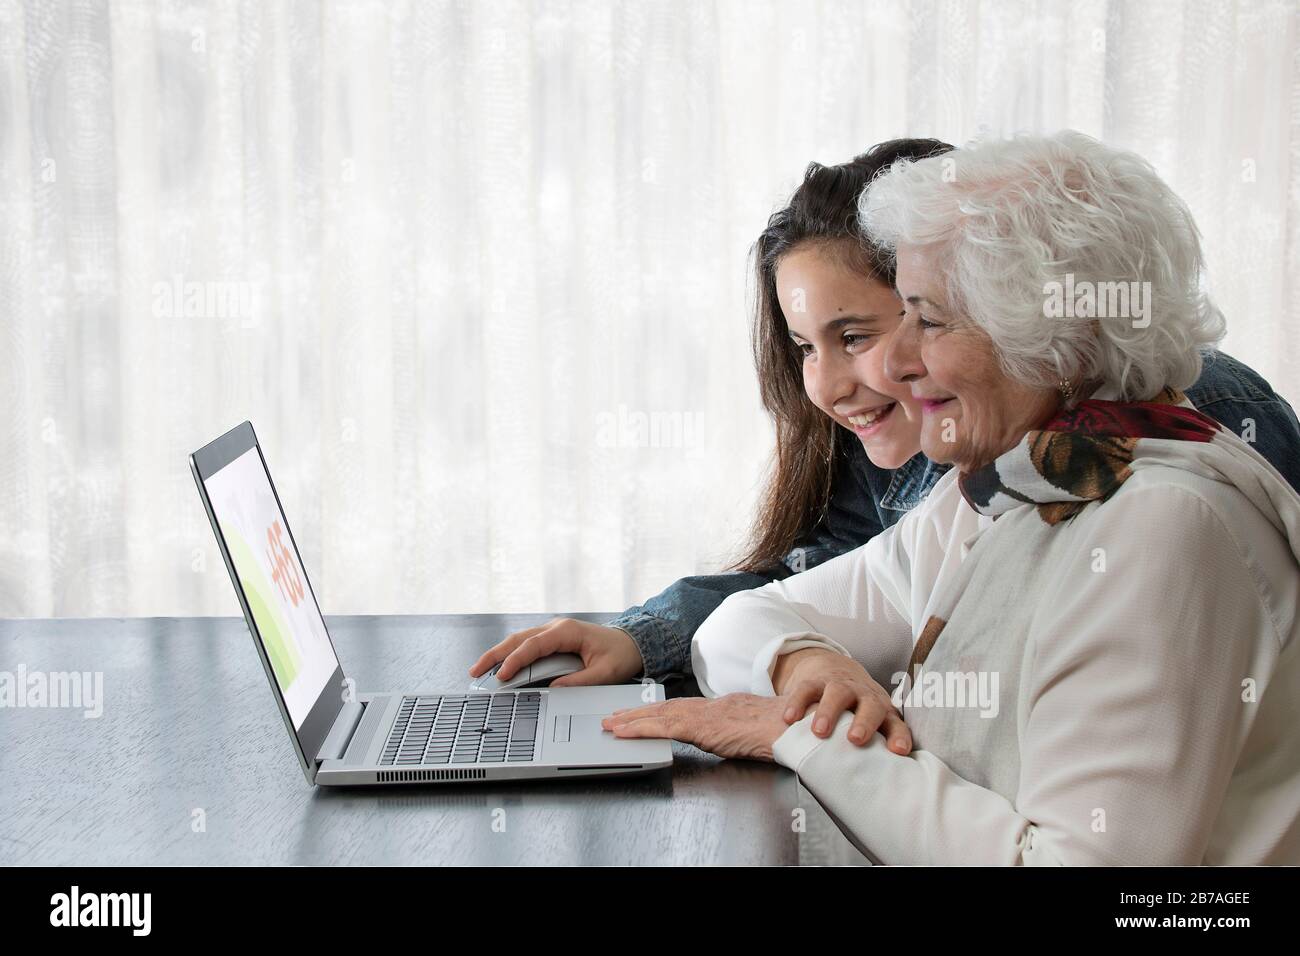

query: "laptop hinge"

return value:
[316, 699, 366, 764]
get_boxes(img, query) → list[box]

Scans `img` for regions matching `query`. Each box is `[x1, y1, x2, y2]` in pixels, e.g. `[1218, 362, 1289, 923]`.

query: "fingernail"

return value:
[783, 709, 795, 721]
[814, 719, 827, 734]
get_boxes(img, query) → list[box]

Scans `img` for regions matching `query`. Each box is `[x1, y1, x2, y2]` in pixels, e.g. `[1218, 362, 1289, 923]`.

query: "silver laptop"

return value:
[190, 421, 673, 786]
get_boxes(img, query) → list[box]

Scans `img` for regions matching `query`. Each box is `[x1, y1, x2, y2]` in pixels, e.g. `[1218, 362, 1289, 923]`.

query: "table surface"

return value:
[0, 614, 868, 866]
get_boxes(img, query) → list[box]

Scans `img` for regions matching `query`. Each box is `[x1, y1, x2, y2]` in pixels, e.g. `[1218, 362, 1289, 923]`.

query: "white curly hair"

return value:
[858, 130, 1225, 400]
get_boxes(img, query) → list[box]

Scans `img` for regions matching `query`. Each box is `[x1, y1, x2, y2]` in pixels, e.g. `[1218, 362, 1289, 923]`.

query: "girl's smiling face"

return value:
[776, 243, 923, 469]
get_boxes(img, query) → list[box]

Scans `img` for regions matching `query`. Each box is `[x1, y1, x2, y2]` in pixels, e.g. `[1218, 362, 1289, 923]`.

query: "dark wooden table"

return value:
[0, 614, 867, 865]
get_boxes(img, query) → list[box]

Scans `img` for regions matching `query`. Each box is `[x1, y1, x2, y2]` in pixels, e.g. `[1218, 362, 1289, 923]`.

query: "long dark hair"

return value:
[733, 138, 954, 573]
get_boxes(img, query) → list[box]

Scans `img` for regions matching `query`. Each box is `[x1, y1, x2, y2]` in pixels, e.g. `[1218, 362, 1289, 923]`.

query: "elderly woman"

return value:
[603, 131, 1300, 865]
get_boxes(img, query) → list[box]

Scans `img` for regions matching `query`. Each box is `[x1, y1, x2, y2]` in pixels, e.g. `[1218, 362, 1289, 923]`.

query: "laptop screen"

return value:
[201, 446, 340, 729]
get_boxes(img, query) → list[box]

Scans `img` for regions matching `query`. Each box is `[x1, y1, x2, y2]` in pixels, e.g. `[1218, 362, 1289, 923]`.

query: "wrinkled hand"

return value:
[470, 617, 645, 687]
[601, 693, 791, 761]
[774, 647, 912, 754]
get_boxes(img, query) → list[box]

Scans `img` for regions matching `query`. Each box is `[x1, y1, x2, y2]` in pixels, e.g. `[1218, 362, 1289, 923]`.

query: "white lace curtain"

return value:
[1, 0, 1296, 618]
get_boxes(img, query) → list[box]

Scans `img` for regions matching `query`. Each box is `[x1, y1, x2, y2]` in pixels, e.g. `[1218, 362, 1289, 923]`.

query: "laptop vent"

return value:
[376, 768, 487, 783]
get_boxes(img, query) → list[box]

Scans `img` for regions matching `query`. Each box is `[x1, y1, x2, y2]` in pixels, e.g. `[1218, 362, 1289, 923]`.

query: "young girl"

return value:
[472, 138, 953, 754]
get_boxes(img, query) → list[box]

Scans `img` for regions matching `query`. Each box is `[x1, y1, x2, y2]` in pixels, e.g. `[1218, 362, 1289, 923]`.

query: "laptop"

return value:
[190, 421, 673, 786]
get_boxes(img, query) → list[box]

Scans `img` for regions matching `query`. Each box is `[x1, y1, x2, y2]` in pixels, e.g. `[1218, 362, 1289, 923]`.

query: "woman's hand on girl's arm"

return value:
[773, 647, 913, 753]
[600, 659, 912, 760]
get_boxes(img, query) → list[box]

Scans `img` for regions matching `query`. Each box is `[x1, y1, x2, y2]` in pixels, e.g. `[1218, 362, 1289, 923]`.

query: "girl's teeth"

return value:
[849, 405, 893, 427]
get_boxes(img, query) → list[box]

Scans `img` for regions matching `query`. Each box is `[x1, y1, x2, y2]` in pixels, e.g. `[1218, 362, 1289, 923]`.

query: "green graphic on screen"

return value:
[219, 518, 302, 689]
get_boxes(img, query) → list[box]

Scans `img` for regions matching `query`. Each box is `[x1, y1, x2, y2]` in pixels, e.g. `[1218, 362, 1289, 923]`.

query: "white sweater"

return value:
[692, 462, 1300, 865]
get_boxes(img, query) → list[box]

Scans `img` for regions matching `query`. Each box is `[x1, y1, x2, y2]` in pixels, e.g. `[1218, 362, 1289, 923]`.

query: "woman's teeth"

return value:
[848, 405, 894, 427]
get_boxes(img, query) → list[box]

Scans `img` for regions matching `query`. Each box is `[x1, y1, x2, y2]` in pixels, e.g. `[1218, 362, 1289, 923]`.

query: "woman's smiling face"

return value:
[887, 242, 1060, 471]
[776, 243, 923, 469]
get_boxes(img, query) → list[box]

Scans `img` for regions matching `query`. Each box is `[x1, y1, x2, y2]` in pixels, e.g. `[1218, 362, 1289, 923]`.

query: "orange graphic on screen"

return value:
[266, 519, 305, 606]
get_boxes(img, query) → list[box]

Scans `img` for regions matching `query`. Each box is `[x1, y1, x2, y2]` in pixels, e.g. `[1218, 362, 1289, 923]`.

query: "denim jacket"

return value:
[609, 350, 1300, 678]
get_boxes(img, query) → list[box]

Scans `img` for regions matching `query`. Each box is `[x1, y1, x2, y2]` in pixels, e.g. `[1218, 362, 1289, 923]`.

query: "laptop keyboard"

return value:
[379, 693, 542, 766]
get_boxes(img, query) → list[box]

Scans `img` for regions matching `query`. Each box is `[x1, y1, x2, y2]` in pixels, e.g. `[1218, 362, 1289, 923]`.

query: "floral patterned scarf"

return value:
[957, 387, 1219, 525]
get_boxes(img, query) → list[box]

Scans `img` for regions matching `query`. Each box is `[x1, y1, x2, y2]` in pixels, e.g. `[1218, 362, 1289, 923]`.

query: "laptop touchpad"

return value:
[553, 714, 571, 742]
[561, 714, 614, 741]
